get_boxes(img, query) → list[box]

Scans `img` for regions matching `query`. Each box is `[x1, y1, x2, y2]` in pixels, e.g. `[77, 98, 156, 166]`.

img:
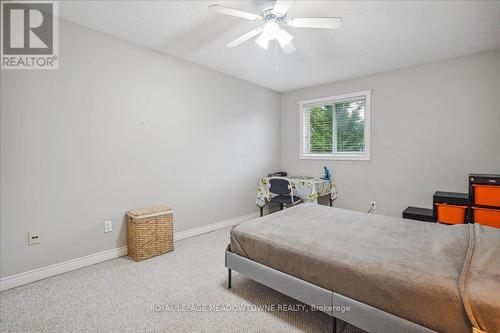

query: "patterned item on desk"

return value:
[256, 177, 337, 208]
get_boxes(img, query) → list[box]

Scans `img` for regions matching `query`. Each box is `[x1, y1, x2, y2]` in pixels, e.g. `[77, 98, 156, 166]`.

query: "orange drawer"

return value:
[472, 207, 500, 228]
[435, 203, 467, 225]
[472, 185, 500, 207]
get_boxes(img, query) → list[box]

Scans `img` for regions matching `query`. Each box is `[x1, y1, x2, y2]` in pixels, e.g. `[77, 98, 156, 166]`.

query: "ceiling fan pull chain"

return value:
[275, 40, 279, 75]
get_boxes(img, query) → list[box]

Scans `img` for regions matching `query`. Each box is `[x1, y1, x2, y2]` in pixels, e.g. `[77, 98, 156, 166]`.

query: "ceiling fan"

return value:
[209, 0, 342, 54]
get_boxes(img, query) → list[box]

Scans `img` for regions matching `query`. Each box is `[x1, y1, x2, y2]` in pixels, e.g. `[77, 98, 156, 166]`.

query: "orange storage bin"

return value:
[435, 203, 467, 225]
[472, 185, 500, 207]
[472, 207, 500, 228]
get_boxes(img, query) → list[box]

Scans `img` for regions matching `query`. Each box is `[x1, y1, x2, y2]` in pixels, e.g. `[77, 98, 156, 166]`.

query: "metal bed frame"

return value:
[225, 246, 438, 333]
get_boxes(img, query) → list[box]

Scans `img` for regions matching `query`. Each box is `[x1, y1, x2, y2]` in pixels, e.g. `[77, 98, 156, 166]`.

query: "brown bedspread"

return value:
[230, 204, 500, 333]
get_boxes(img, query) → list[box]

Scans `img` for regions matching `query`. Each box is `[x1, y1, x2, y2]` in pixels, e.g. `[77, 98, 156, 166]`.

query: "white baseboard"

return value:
[0, 246, 128, 292]
[0, 210, 262, 291]
[173, 211, 260, 241]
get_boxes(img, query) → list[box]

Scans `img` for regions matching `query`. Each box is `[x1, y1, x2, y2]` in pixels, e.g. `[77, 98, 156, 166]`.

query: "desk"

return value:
[257, 177, 337, 214]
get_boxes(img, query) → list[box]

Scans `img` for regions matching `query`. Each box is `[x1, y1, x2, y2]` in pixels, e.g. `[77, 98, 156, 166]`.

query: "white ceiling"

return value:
[59, 1, 500, 92]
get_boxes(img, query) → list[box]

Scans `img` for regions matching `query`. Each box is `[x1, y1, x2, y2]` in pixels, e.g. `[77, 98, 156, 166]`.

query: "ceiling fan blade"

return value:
[281, 41, 296, 54]
[227, 28, 263, 47]
[273, 0, 294, 15]
[209, 4, 262, 21]
[287, 17, 342, 29]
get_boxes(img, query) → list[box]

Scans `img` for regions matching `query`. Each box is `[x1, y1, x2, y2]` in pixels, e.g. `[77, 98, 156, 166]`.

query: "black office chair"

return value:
[267, 177, 302, 214]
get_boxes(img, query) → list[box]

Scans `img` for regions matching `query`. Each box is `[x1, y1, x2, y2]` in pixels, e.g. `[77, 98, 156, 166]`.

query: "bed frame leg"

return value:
[260, 206, 263, 217]
[227, 268, 232, 289]
[329, 198, 333, 207]
[332, 316, 337, 333]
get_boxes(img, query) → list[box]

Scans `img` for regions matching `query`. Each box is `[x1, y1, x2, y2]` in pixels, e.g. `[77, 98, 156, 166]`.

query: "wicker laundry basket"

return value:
[127, 205, 173, 261]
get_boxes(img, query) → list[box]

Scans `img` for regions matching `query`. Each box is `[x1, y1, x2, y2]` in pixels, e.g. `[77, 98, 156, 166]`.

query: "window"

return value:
[299, 91, 371, 160]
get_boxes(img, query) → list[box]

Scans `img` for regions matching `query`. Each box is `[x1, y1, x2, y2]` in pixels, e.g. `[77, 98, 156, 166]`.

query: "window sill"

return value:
[299, 154, 370, 161]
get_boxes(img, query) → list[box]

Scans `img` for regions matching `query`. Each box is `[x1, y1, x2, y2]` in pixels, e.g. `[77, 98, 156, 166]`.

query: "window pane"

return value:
[335, 100, 365, 152]
[300, 92, 369, 160]
[309, 105, 333, 153]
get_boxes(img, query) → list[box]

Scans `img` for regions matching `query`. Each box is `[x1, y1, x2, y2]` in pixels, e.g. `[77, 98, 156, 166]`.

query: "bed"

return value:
[226, 204, 500, 333]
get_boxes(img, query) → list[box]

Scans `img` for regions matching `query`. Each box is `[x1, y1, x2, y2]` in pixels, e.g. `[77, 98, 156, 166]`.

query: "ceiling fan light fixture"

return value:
[281, 41, 296, 54]
[262, 21, 281, 40]
[277, 29, 294, 48]
[255, 33, 270, 49]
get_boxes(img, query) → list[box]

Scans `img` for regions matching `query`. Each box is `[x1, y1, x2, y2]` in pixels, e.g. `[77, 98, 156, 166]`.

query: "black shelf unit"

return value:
[402, 207, 435, 222]
[433, 191, 469, 223]
[468, 173, 500, 224]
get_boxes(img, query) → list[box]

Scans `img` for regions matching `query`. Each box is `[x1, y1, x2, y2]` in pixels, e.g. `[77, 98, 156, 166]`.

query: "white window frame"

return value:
[299, 90, 371, 161]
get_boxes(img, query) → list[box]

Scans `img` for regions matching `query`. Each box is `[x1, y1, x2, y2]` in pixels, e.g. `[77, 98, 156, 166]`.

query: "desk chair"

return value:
[261, 177, 302, 216]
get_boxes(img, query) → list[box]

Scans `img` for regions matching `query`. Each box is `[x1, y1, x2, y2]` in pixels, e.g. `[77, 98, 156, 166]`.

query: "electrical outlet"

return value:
[104, 220, 112, 233]
[28, 232, 40, 245]
[370, 202, 376, 214]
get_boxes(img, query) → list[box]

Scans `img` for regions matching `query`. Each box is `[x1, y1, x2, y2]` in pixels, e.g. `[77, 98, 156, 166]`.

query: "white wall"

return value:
[0, 20, 281, 278]
[281, 50, 500, 217]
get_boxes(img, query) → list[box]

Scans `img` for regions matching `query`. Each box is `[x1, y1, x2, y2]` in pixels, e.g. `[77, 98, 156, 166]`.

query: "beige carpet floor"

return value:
[0, 227, 364, 333]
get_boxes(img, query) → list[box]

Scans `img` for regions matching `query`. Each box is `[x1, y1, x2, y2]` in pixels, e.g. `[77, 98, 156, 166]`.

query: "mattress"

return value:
[230, 204, 500, 333]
